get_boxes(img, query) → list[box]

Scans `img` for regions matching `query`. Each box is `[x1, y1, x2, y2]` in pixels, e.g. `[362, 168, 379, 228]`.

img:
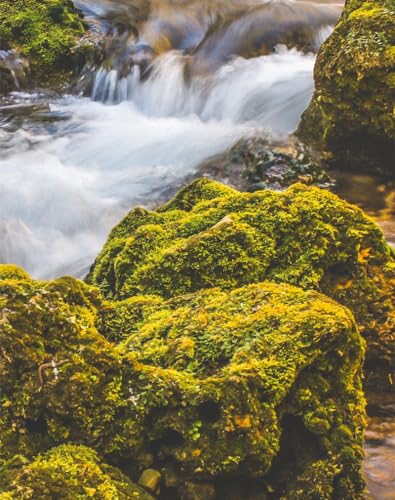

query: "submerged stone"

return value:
[0, 268, 366, 498]
[298, 0, 395, 175]
[87, 178, 395, 389]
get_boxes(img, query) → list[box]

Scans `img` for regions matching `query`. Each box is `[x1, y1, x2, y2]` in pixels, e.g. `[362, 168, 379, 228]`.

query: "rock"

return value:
[0, 444, 154, 499]
[87, 178, 395, 390]
[181, 481, 215, 500]
[0, 103, 50, 116]
[162, 464, 179, 488]
[196, 137, 333, 191]
[0, 267, 366, 498]
[0, 264, 30, 281]
[298, 0, 395, 176]
[138, 469, 162, 494]
[0, 50, 29, 93]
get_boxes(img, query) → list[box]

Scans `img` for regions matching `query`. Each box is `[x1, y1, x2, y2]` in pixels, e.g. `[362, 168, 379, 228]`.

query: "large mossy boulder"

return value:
[0, 267, 366, 498]
[0, 444, 153, 499]
[297, 0, 395, 176]
[0, 0, 85, 87]
[87, 178, 395, 389]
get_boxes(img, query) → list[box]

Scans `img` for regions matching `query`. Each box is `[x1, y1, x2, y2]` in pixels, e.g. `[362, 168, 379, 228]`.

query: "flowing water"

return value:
[1, 0, 341, 279]
[0, 1, 393, 497]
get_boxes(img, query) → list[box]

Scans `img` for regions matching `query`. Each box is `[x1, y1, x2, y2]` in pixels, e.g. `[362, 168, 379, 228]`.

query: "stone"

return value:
[298, 0, 395, 175]
[138, 469, 162, 494]
[87, 178, 395, 390]
[181, 481, 216, 500]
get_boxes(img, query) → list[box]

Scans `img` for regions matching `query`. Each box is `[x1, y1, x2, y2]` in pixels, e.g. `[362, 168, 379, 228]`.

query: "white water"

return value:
[0, 47, 316, 278]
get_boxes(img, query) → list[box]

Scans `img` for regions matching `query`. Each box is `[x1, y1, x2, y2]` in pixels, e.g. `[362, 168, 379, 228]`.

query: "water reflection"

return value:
[364, 394, 395, 500]
[333, 171, 395, 247]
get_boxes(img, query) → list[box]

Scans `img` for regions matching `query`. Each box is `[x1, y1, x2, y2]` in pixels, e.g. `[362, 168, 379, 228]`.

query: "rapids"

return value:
[0, 0, 340, 279]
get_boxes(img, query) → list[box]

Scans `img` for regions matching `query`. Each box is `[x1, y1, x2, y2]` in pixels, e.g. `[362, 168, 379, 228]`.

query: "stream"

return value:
[0, 0, 393, 497]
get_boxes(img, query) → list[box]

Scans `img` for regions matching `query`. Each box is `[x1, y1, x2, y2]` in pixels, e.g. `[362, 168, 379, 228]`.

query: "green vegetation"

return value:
[88, 178, 395, 389]
[0, 0, 85, 82]
[0, 444, 153, 499]
[2, 178, 393, 497]
[0, 262, 366, 498]
[298, 0, 395, 174]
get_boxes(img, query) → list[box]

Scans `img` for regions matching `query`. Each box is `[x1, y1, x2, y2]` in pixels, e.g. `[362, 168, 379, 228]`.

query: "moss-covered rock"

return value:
[297, 0, 395, 175]
[0, 268, 366, 498]
[0, 264, 30, 281]
[0, 275, 123, 461]
[0, 444, 153, 499]
[0, 0, 85, 86]
[87, 178, 395, 389]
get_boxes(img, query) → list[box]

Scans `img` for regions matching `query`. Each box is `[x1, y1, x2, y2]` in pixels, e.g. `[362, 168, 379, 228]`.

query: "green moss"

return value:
[97, 295, 164, 343]
[0, 268, 366, 498]
[0, 276, 120, 460]
[0, 444, 153, 499]
[0, 264, 30, 281]
[0, 0, 85, 82]
[298, 0, 395, 174]
[88, 178, 395, 389]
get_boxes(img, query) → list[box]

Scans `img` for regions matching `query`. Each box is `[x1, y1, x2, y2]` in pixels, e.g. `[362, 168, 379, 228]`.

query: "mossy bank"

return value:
[0, 0, 85, 89]
[298, 0, 395, 176]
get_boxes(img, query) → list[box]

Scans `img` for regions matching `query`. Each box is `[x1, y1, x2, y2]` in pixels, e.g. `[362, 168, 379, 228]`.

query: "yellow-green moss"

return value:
[0, 0, 85, 82]
[0, 444, 153, 499]
[298, 0, 395, 174]
[0, 264, 30, 281]
[87, 178, 395, 389]
[0, 269, 366, 498]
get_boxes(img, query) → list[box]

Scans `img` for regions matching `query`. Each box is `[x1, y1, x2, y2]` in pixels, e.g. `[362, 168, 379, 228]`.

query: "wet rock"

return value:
[298, 0, 395, 175]
[0, 50, 29, 94]
[87, 178, 395, 390]
[138, 469, 162, 494]
[162, 464, 179, 488]
[196, 137, 333, 191]
[0, 103, 50, 116]
[0, 0, 86, 89]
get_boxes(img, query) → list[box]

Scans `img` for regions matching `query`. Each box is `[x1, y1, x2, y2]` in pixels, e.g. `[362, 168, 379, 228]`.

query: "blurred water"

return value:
[0, 0, 344, 277]
[0, 46, 317, 278]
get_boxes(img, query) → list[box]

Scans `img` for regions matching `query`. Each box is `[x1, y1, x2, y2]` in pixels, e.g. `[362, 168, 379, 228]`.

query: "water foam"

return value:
[0, 47, 316, 278]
